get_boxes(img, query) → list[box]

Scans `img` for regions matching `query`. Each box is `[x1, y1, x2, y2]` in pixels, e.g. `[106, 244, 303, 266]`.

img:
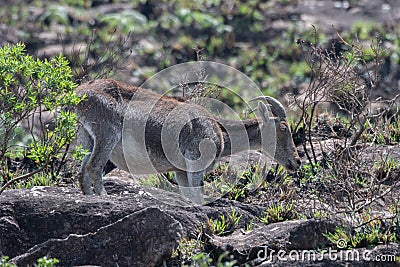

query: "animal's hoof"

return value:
[81, 188, 94, 195]
[92, 183, 107, 196]
[179, 186, 204, 205]
[95, 187, 108, 196]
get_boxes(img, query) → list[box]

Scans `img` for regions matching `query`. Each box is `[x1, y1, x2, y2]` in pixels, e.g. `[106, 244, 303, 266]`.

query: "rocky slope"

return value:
[1, 178, 399, 266]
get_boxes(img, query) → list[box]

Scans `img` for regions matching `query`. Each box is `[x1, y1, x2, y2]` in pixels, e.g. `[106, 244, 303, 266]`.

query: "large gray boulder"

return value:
[0, 178, 263, 266]
[1, 177, 398, 266]
[12, 207, 182, 266]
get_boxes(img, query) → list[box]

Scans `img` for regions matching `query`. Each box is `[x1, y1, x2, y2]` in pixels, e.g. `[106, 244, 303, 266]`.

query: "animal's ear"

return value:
[258, 102, 271, 123]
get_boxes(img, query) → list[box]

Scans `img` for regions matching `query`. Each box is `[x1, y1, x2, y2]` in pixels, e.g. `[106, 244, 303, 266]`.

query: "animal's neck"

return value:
[217, 118, 262, 157]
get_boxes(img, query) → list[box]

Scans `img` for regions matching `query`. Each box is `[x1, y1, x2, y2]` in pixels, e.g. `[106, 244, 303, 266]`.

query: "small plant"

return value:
[220, 163, 271, 201]
[173, 237, 205, 264]
[229, 209, 242, 226]
[299, 162, 323, 184]
[373, 156, 400, 183]
[38, 6, 70, 26]
[100, 10, 148, 35]
[188, 253, 213, 267]
[0, 256, 58, 267]
[70, 144, 89, 162]
[188, 252, 236, 267]
[241, 163, 267, 191]
[260, 202, 297, 224]
[361, 117, 400, 145]
[205, 163, 244, 200]
[0, 256, 15, 267]
[324, 215, 398, 249]
[208, 214, 228, 235]
[139, 173, 176, 191]
[312, 210, 329, 219]
[224, 184, 246, 201]
[36, 257, 59, 267]
[208, 209, 242, 236]
[245, 218, 255, 231]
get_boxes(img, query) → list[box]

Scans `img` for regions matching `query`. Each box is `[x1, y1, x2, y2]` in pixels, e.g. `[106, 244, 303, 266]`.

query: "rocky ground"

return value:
[1, 178, 399, 266]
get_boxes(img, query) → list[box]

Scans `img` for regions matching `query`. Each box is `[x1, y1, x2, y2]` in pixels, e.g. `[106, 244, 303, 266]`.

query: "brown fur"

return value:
[75, 79, 300, 203]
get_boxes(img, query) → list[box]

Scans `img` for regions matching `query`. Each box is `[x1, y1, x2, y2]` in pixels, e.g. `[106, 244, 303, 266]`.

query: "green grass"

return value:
[208, 209, 242, 236]
[325, 216, 398, 249]
[259, 202, 298, 224]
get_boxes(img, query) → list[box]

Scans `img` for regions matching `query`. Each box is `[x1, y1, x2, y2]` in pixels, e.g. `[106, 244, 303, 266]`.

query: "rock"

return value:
[1, 178, 397, 266]
[210, 218, 339, 264]
[0, 24, 19, 46]
[0, 215, 26, 257]
[36, 42, 87, 58]
[0, 178, 264, 266]
[259, 242, 400, 267]
[12, 207, 182, 267]
[211, 219, 400, 266]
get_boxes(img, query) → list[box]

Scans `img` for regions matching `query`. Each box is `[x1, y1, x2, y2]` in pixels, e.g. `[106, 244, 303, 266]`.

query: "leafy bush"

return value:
[0, 43, 81, 193]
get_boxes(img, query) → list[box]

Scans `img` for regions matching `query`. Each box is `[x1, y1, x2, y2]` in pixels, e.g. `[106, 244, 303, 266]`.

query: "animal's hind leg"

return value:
[77, 128, 94, 195]
[85, 131, 120, 195]
[79, 153, 93, 194]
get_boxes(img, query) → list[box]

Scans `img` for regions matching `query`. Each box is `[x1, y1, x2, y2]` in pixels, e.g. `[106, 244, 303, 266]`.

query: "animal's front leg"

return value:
[175, 170, 189, 187]
[186, 171, 205, 205]
[180, 145, 207, 204]
[175, 171, 193, 202]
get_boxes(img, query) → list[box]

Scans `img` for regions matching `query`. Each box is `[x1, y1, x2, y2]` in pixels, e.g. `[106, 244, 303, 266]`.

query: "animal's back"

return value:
[75, 79, 224, 175]
[75, 79, 138, 116]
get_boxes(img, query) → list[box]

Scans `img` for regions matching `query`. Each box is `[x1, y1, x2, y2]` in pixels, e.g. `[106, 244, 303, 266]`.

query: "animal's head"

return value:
[253, 96, 301, 172]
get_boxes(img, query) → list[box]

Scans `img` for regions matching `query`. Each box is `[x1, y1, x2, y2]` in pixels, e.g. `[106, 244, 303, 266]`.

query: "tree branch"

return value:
[0, 158, 49, 195]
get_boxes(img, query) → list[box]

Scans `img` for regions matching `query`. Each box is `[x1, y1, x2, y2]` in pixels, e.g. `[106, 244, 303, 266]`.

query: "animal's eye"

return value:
[280, 123, 287, 131]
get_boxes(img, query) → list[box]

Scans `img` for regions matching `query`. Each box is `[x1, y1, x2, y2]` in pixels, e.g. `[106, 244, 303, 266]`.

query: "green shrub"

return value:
[0, 43, 81, 192]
